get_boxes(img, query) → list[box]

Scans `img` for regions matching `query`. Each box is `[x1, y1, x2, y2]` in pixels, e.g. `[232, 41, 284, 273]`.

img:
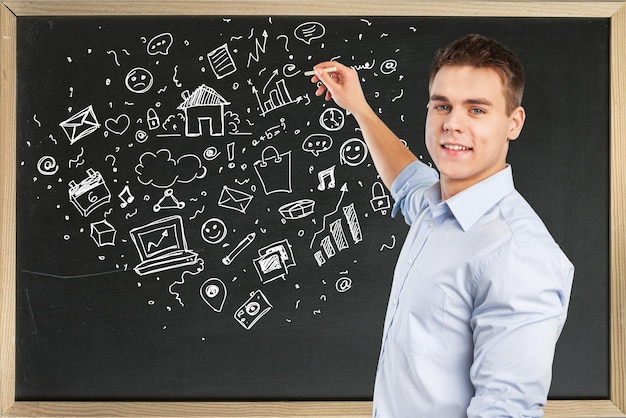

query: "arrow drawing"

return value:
[309, 183, 348, 249]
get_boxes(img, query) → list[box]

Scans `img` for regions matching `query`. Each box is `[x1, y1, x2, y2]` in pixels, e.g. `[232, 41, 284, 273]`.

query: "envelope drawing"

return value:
[218, 185, 253, 214]
[59, 105, 101, 145]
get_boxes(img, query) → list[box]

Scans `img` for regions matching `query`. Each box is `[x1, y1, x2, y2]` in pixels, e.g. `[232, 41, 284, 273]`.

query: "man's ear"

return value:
[508, 106, 526, 141]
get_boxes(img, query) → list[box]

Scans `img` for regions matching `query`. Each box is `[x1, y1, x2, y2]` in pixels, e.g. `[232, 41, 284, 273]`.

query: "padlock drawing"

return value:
[370, 181, 390, 215]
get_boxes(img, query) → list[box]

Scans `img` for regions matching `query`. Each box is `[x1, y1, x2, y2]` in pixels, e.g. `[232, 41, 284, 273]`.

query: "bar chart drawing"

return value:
[252, 79, 297, 117]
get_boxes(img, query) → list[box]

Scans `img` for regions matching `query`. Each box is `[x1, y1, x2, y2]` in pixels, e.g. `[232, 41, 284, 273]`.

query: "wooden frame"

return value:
[1, 1, 625, 416]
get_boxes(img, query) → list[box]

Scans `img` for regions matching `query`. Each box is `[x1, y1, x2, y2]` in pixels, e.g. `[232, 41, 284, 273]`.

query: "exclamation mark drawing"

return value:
[227, 142, 235, 169]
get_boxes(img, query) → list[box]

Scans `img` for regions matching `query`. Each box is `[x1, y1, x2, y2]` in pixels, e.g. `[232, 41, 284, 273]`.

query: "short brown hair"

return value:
[429, 34, 524, 116]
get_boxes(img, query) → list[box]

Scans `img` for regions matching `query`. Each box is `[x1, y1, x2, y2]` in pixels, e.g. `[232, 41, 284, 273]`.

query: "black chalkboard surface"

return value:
[15, 16, 609, 401]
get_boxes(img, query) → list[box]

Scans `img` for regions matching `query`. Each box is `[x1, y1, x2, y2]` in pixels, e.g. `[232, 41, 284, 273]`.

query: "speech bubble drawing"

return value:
[302, 133, 332, 157]
[294, 22, 325, 45]
[147, 32, 173, 55]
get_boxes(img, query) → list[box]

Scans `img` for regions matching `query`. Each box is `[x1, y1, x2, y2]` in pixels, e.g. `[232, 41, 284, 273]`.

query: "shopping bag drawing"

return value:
[254, 146, 292, 195]
[59, 105, 101, 144]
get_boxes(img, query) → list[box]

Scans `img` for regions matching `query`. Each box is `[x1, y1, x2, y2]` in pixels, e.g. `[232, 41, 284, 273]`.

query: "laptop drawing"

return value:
[130, 215, 198, 276]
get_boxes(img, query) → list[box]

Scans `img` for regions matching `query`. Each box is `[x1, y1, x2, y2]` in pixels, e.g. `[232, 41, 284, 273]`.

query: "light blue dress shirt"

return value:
[372, 161, 574, 418]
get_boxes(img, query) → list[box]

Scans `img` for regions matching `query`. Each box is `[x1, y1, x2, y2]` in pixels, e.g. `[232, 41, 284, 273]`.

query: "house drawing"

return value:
[177, 84, 230, 137]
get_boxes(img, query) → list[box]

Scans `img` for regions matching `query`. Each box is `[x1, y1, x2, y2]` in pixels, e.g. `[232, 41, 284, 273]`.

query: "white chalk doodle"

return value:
[125, 67, 154, 94]
[312, 201, 363, 266]
[37, 156, 59, 176]
[190, 205, 205, 220]
[317, 165, 336, 191]
[222, 232, 255, 265]
[310, 183, 348, 249]
[247, 30, 268, 67]
[254, 239, 295, 284]
[90, 219, 116, 247]
[339, 138, 369, 166]
[254, 146, 292, 195]
[118, 184, 135, 208]
[218, 185, 253, 214]
[106, 50, 120, 66]
[253, 77, 299, 117]
[68, 168, 111, 217]
[177, 84, 230, 137]
[200, 277, 227, 312]
[277, 34, 289, 52]
[335, 277, 352, 293]
[59, 105, 100, 145]
[146, 108, 160, 130]
[208, 43, 237, 79]
[380, 59, 398, 75]
[278, 199, 315, 220]
[136, 149, 207, 188]
[343, 203, 363, 244]
[302, 133, 332, 157]
[135, 130, 148, 142]
[201, 217, 227, 244]
[169, 259, 205, 307]
[319, 107, 345, 131]
[253, 118, 286, 146]
[129, 215, 199, 276]
[105, 155, 117, 172]
[294, 21, 325, 45]
[370, 181, 391, 214]
[380, 234, 397, 251]
[234, 289, 273, 330]
[203, 146, 221, 161]
[153, 188, 185, 212]
[147, 32, 173, 56]
[105, 114, 131, 135]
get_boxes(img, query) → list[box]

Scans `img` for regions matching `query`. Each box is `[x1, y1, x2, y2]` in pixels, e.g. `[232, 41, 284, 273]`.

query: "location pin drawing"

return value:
[200, 278, 227, 312]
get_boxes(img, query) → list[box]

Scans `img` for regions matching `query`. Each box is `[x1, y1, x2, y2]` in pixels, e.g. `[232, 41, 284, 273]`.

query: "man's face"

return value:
[425, 65, 525, 199]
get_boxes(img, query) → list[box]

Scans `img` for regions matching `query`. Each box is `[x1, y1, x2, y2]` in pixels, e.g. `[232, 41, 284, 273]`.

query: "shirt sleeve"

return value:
[390, 160, 439, 224]
[467, 242, 574, 418]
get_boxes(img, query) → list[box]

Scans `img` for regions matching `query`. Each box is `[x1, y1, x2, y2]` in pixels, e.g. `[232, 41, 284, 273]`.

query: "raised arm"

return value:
[311, 61, 417, 189]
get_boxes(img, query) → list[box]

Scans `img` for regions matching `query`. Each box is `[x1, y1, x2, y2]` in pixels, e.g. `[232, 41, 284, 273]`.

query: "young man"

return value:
[311, 34, 574, 417]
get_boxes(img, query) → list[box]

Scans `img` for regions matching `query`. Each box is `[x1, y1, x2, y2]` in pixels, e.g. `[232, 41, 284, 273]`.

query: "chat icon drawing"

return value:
[147, 32, 173, 55]
[302, 134, 332, 157]
[294, 22, 325, 45]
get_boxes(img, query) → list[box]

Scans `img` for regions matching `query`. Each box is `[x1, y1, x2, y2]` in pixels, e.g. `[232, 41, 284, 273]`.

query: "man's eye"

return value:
[434, 104, 450, 111]
[470, 108, 485, 115]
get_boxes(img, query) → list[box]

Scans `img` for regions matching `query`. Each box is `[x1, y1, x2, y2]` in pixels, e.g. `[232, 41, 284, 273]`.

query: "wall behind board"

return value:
[13, 14, 609, 401]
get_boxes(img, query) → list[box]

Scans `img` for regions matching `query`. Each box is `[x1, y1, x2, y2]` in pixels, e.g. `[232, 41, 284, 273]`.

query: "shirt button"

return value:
[392, 298, 399, 305]
[428, 221, 435, 228]
[407, 258, 413, 264]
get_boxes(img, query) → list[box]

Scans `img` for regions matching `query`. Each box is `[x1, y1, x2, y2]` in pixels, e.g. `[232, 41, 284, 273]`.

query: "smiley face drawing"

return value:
[339, 138, 369, 166]
[125, 67, 153, 94]
[201, 217, 227, 244]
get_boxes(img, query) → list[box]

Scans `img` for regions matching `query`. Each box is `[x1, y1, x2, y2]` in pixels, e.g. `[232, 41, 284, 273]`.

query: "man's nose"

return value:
[443, 109, 465, 133]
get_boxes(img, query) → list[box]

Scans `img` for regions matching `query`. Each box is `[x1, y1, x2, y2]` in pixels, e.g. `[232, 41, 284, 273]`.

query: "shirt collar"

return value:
[426, 165, 515, 232]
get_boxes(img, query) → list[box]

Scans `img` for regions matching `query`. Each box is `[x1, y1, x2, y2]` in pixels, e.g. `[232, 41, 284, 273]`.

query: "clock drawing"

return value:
[319, 107, 345, 131]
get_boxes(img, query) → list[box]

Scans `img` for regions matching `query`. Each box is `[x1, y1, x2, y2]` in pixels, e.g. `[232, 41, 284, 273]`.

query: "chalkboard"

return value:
[1, 1, 625, 416]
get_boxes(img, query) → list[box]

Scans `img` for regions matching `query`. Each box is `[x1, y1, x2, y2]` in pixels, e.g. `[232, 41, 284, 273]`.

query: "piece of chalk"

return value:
[304, 66, 337, 76]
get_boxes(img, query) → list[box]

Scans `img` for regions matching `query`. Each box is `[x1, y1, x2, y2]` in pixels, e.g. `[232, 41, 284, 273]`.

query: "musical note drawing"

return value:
[317, 165, 336, 191]
[118, 185, 135, 208]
